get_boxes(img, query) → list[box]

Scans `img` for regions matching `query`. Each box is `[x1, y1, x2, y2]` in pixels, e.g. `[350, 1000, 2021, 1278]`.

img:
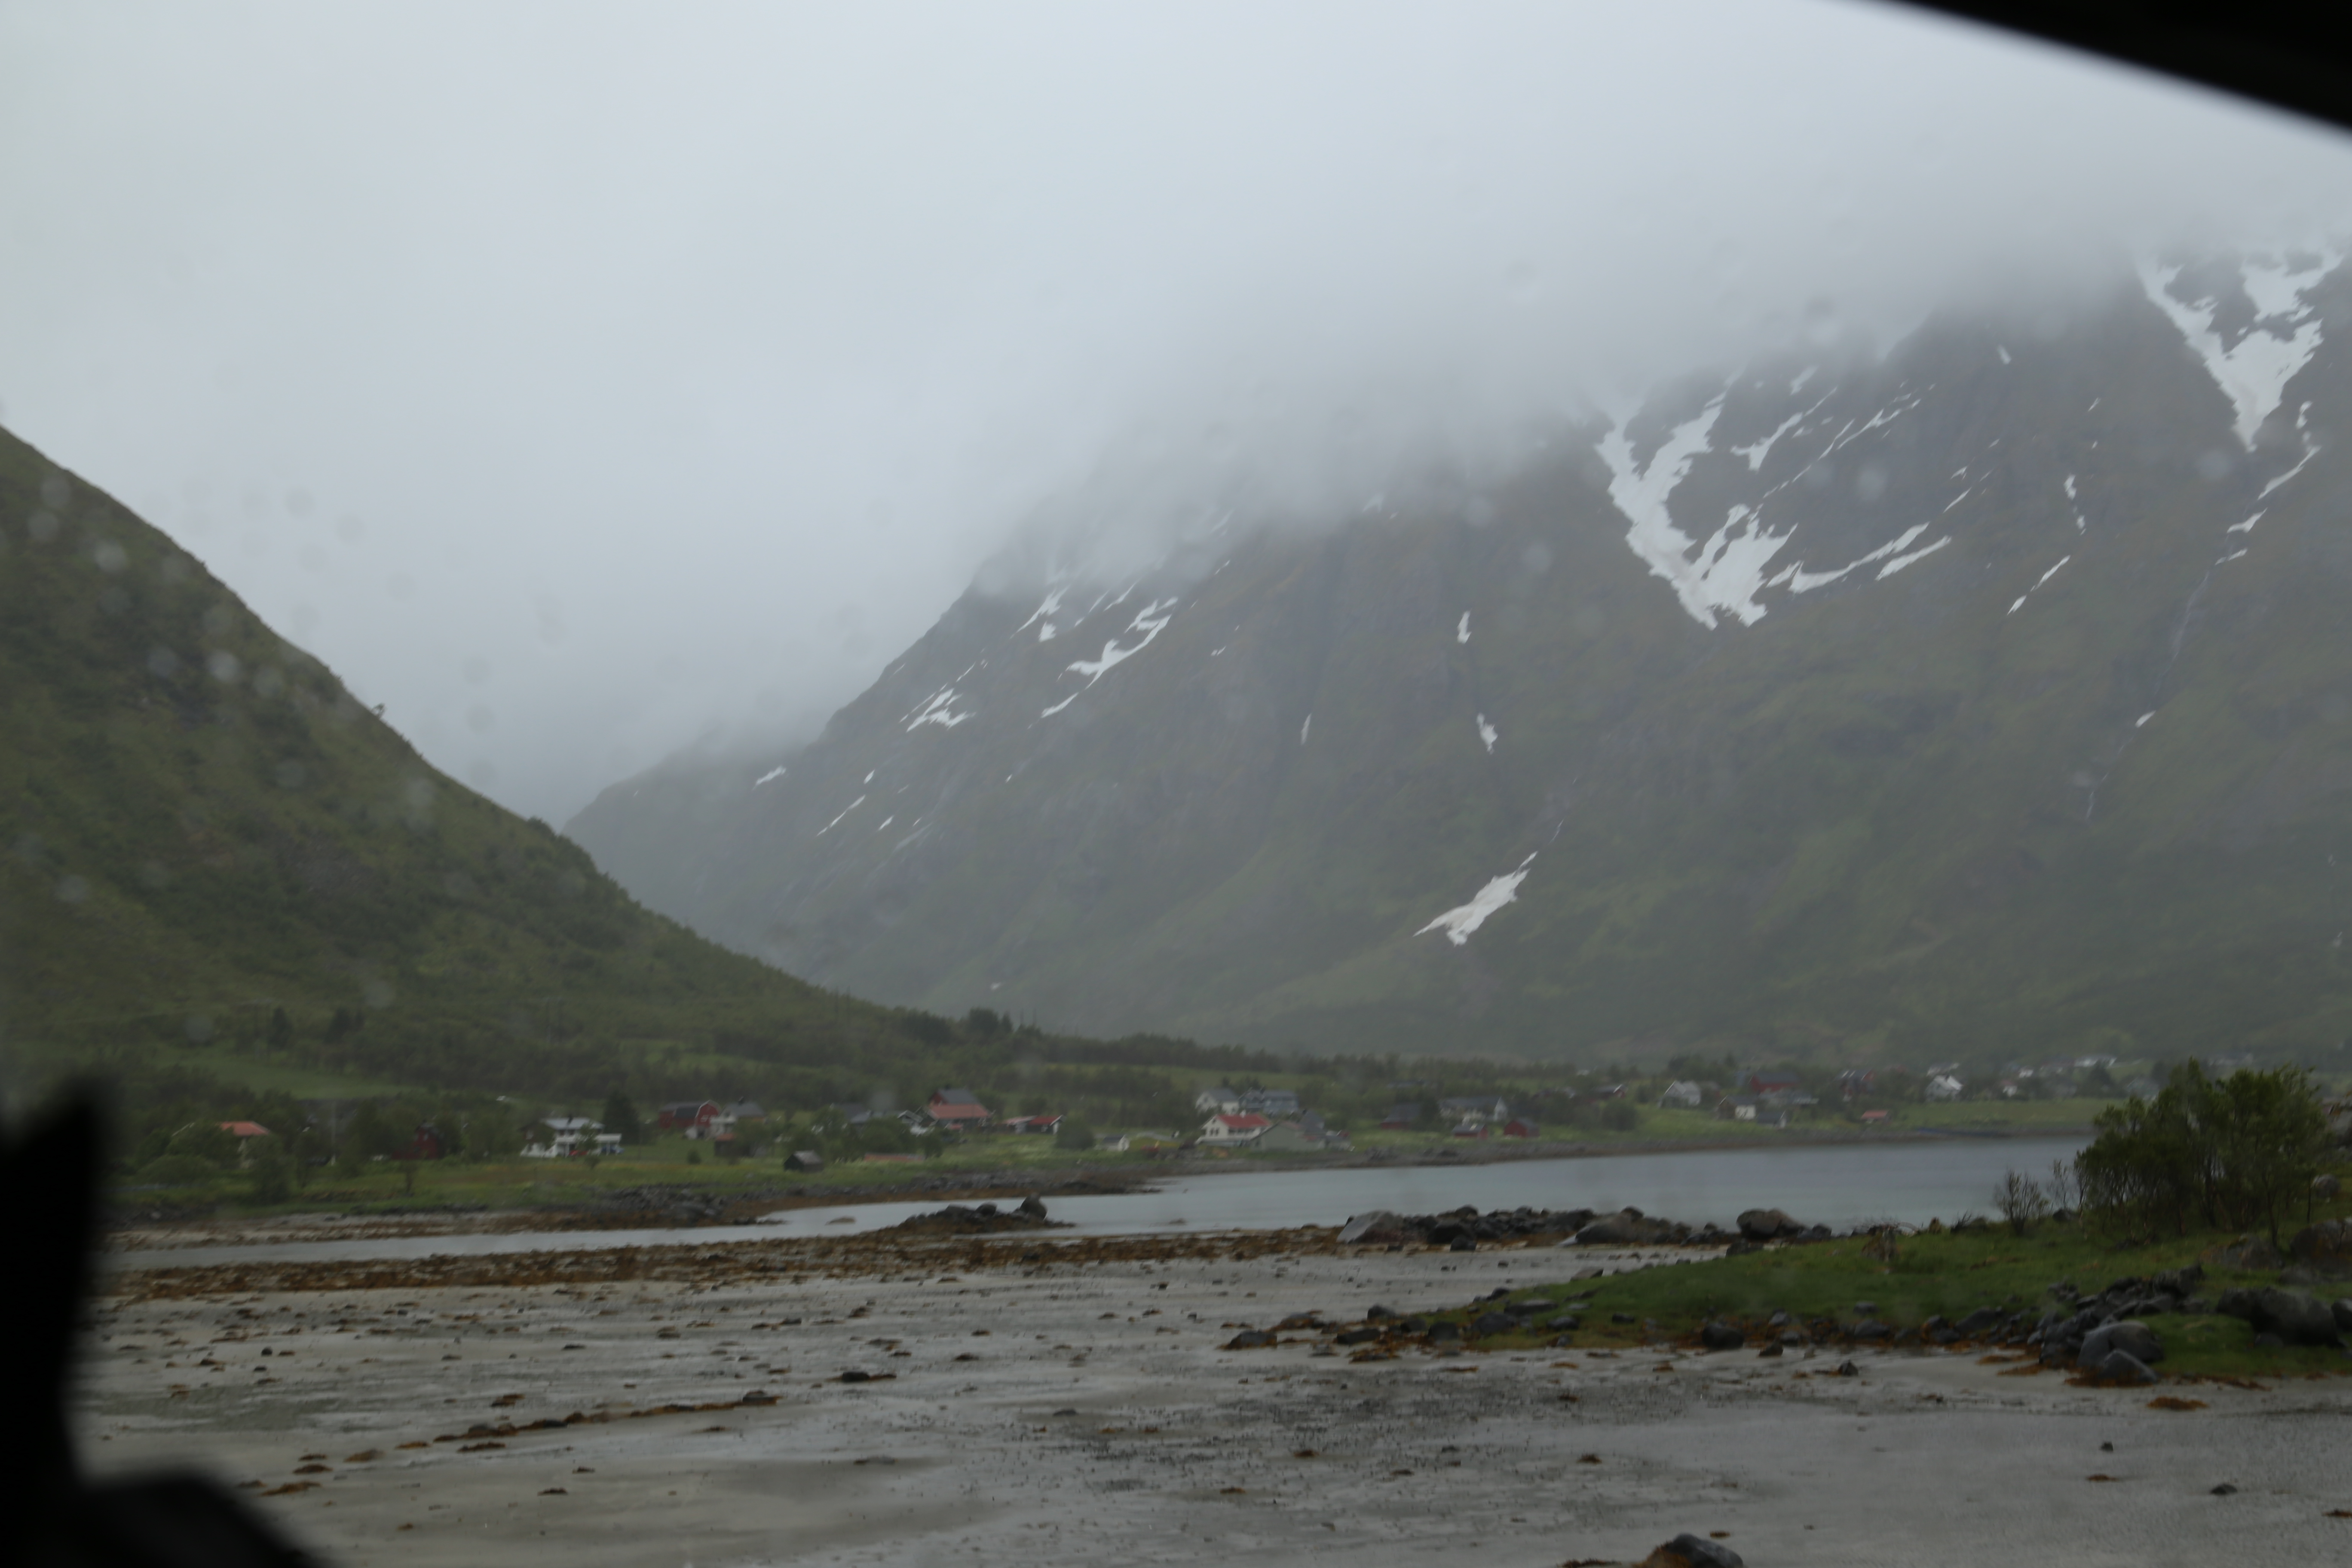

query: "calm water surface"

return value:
[109, 1136, 2082, 1271]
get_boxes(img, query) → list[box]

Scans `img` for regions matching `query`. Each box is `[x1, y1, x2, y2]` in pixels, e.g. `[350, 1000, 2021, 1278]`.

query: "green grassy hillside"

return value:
[0, 421, 943, 1111]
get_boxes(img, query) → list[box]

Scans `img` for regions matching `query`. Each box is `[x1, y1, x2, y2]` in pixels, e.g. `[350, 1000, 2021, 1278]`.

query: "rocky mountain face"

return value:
[569, 252, 2352, 1068]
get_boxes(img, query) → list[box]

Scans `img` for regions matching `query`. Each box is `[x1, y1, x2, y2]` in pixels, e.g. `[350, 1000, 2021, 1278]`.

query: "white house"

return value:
[1925, 1074, 1966, 1102]
[1197, 1112, 1271, 1147]
[1194, 1087, 1243, 1115]
[1657, 1080, 1704, 1109]
[524, 1115, 601, 1157]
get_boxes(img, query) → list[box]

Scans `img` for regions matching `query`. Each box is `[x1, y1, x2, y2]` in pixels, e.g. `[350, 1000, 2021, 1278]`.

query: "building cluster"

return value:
[1190, 1086, 1351, 1152]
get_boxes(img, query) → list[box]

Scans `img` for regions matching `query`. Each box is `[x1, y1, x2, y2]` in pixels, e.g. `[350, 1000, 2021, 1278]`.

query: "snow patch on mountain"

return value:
[1039, 599, 1177, 718]
[1457, 612, 1471, 644]
[1876, 534, 1950, 579]
[1599, 396, 1793, 629]
[2138, 254, 2334, 447]
[2008, 554, 2071, 615]
[753, 765, 786, 788]
[905, 686, 974, 731]
[1732, 406, 1812, 471]
[1416, 854, 1536, 947]
[816, 795, 867, 836]
[1017, 585, 1069, 643]
[1770, 522, 1931, 595]
[1477, 714, 1498, 753]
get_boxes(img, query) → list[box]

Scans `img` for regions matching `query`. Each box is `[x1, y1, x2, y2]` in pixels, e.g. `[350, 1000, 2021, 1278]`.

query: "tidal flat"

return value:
[79, 1228, 2352, 1566]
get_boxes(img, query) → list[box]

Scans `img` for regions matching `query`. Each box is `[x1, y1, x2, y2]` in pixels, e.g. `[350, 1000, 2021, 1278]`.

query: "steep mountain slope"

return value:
[570, 253, 2352, 1067]
[0, 422, 897, 1091]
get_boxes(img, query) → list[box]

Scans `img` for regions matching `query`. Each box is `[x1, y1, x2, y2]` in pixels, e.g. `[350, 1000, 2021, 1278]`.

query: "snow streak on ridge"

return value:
[1598, 398, 1790, 629]
[2137, 254, 2334, 447]
[1416, 854, 1536, 946]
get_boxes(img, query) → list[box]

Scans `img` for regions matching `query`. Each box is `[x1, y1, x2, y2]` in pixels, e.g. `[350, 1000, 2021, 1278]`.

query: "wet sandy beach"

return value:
[78, 1228, 2352, 1567]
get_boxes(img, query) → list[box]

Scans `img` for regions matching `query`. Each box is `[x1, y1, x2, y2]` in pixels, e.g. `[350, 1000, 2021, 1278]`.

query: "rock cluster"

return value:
[1337, 1206, 1604, 1249]
[890, 1196, 1057, 1234]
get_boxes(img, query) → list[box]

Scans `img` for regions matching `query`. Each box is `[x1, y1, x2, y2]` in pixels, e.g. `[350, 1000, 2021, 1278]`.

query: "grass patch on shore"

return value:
[1427, 1212, 2352, 1381]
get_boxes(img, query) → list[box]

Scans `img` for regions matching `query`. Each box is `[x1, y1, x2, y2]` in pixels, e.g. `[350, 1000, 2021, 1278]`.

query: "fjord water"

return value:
[109, 1136, 2083, 1269]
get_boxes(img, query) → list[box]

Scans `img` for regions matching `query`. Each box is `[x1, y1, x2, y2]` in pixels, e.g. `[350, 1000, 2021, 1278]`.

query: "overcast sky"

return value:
[3, 1, 2348, 824]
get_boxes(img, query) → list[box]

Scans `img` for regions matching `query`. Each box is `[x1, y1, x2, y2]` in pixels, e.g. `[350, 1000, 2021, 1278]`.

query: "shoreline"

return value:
[104, 1123, 2091, 1252]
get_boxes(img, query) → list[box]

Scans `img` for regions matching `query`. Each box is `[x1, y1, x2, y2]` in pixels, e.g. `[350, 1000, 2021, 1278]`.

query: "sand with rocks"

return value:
[77, 1228, 2352, 1566]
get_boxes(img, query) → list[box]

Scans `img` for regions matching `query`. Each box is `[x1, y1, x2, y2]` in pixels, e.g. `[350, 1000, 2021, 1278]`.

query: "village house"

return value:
[1197, 1112, 1271, 1147]
[1378, 1102, 1421, 1130]
[395, 1122, 447, 1161]
[525, 1115, 600, 1158]
[214, 1121, 273, 1164]
[1925, 1074, 1966, 1102]
[1001, 1112, 1065, 1135]
[1657, 1080, 1705, 1109]
[1193, 1087, 1243, 1115]
[1239, 1088, 1301, 1118]
[722, 1100, 767, 1124]
[657, 1100, 720, 1133]
[928, 1087, 993, 1129]
[1718, 1095, 1760, 1122]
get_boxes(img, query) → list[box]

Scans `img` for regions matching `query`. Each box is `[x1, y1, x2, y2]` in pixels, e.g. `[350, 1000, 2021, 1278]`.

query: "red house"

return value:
[927, 1088, 992, 1128]
[394, 1123, 447, 1161]
[1001, 1112, 1064, 1135]
[658, 1100, 720, 1133]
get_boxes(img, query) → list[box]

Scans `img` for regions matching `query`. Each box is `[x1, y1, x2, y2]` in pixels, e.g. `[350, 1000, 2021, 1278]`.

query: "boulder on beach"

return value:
[1735, 1207, 1803, 1241]
[1573, 1208, 1682, 1246]
[2251, 1287, 2343, 1347]
[1338, 1210, 1412, 1246]
[892, 1201, 1060, 1234]
[2287, 1218, 2352, 1274]
[1638, 1532, 1744, 1568]
[2078, 1320, 2163, 1368]
[2090, 1350, 2160, 1385]
[1699, 1320, 1746, 1351]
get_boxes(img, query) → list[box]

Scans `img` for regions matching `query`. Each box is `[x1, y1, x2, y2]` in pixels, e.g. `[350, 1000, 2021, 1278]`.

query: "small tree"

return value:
[1993, 1168, 2050, 1236]
[266, 1006, 294, 1053]
[245, 1136, 292, 1203]
[1054, 1118, 1096, 1153]
[601, 1089, 644, 1145]
[165, 1121, 242, 1170]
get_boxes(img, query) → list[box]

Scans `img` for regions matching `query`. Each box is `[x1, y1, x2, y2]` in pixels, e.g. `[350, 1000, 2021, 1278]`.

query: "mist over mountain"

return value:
[569, 251, 2352, 1070]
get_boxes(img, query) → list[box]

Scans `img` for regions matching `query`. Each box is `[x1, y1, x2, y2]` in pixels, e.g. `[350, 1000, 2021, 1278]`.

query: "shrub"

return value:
[134, 1154, 221, 1186]
[164, 1121, 240, 1169]
[1993, 1168, 2050, 1236]
[245, 1135, 292, 1203]
[2076, 1063, 2328, 1243]
[1054, 1118, 1096, 1152]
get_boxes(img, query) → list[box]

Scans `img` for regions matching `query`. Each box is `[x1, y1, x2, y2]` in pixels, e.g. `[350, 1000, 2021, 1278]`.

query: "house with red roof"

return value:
[1197, 1112, 1271, 1147]
[927, 1087, 992, 1129]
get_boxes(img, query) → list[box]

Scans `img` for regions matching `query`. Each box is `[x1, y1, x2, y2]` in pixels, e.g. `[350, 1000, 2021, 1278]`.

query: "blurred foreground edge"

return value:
[12, 1096, 307, 1568]
[1914, 2, 2352, 136]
